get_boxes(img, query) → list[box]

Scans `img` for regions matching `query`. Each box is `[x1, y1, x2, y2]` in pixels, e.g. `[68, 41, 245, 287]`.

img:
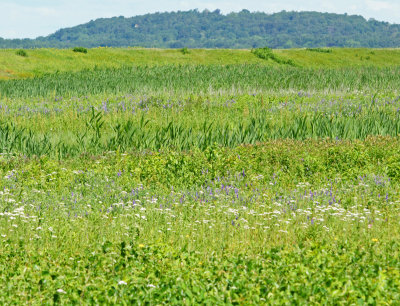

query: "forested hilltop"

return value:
[1, 10, 400, 49]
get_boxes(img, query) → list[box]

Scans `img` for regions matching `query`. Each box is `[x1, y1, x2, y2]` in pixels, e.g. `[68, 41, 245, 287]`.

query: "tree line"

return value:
[1, 10, 400, 49]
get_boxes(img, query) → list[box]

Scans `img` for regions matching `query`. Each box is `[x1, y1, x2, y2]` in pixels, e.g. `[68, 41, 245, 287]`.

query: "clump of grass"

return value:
[72, 47, 88, 54]
[306, 48, 333, 53]
[15, 49, 28, 57]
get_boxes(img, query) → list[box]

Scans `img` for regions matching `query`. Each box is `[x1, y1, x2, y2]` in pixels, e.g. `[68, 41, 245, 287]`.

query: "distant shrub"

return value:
[180, 47, 190, 55]
[15, 49, 28, 57]
[251, 47, 275, 60]
[252, 47, 296, 66]
[73, 47, 88, 54]
[306, 48, 333, 53]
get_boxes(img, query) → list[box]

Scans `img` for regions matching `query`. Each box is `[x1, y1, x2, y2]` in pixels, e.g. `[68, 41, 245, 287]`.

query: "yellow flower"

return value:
[138, 244, 145, 248]
[372, 238, 378, 242]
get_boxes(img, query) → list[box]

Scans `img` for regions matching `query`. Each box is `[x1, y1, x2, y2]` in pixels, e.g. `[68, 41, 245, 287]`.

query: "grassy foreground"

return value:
[1, 49, 400, 303]
[2, 137, 400, 303]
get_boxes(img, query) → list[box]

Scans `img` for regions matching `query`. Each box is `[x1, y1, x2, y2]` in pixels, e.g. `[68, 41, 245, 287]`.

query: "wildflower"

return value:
[138, 244, 145, 248]
[57, 289, 66, 294]
[118, 281, 127, 285]
[147, 284, 156, 288]
[372, 238, 378, 242]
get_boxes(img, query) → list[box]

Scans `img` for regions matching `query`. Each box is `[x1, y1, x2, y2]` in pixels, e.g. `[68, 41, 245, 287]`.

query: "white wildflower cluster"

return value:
[3, 170, 17, 180]
[0, 205, 37, 222]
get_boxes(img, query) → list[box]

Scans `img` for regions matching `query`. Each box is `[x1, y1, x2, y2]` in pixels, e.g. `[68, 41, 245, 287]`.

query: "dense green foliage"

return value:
[1, 10, 400, 49]
[72, 47, 88, 54]
[15, 49, 28, 57]
[1, 50, 400, 303]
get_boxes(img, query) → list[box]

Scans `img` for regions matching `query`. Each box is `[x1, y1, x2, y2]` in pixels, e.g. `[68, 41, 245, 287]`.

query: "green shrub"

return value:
[306, 48, 333, 53]
[252, 47, 296, 66]
[251, 47, 275, 60]
[72, 47, 88, 54]
[180, 47, 190, 55]
[387, 155, 400, 180]
[15, 49, 28, 57]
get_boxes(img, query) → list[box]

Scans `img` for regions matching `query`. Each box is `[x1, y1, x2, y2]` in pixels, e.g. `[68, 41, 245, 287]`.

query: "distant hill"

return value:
[1, 10, 400, 49]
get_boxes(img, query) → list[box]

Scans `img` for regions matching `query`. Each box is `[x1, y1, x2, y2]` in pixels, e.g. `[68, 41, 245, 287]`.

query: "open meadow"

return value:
[1, 47, 400, 304]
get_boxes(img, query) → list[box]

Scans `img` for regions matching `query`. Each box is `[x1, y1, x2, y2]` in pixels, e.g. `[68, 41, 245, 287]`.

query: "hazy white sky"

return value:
[1, 0, 400, 39]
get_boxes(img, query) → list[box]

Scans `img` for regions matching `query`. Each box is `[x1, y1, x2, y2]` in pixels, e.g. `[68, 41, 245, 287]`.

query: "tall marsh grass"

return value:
[1, 107, 400, 158]
[1, 65, 400, 98]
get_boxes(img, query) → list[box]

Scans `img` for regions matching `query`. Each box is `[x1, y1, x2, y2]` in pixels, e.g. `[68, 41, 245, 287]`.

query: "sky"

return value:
[1, 0, 400, 39]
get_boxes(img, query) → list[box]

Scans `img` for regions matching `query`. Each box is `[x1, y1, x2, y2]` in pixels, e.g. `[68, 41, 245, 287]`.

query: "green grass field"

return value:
[1, 48, 400, 304]
[1, 47, 400, 79]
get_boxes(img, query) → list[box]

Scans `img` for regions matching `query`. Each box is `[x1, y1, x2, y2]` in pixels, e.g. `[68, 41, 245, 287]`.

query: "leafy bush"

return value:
[15, 49, 28, 57]
[72, 47, 88, 54]
[180, 47, 190, 55]
[387, 155, 400, 180]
